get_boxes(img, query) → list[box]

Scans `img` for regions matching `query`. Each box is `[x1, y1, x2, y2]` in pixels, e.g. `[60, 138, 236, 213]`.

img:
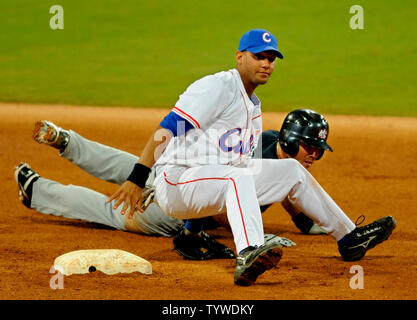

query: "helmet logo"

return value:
[318, 129, 328, 139]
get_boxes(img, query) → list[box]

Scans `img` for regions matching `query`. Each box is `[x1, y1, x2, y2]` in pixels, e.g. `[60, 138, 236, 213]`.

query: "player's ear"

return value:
[236, 50, 244, 65]
[279, 132, 300, 158]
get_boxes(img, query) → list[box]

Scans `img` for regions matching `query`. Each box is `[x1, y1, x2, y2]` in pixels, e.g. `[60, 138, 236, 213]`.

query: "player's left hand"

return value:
[107, 180, 144, 218]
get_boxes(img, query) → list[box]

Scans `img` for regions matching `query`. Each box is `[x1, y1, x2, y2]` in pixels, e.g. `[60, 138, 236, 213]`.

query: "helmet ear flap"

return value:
[279, 131, 299, 158]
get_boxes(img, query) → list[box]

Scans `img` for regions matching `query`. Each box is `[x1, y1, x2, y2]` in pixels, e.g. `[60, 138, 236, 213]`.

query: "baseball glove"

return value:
[140, 185, 156, 211]
[173, 228, 236, 260]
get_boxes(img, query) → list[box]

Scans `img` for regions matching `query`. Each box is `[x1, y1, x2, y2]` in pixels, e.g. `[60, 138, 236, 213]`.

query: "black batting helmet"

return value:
[279, 109, 333, 160]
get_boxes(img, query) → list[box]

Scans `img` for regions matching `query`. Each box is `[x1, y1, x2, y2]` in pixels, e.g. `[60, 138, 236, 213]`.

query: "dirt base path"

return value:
[1, 103, 416, 300]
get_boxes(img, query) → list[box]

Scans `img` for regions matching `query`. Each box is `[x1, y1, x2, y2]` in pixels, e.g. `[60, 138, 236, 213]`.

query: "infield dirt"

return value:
[1, 103, 416, 300]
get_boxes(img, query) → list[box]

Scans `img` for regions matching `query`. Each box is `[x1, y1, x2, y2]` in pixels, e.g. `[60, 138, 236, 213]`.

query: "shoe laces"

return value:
[355, 214, 366, 227]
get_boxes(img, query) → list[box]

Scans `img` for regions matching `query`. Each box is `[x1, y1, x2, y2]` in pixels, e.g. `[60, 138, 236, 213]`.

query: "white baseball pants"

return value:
[154, 159, 356, 253]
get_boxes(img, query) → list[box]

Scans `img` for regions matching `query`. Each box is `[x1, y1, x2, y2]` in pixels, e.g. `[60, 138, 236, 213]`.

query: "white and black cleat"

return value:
[33, 120, 70, 152]
[14, 162, 40, 208]
[234, 235, 283, 286]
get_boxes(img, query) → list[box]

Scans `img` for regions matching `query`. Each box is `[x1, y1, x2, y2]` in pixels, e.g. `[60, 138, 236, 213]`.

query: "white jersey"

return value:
[155, 68, 263, 168]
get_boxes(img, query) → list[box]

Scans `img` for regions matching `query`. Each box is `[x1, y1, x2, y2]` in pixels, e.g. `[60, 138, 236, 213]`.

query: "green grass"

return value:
[0, 0, 416, 116]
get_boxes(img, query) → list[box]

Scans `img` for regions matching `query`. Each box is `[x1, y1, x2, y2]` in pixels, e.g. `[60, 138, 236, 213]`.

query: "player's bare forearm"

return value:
[138, 126, 172, 168]
[107, 126, 173, 218]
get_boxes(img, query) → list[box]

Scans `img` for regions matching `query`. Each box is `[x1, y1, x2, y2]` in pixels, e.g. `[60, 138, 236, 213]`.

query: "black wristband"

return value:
[126, 163, 152, 188]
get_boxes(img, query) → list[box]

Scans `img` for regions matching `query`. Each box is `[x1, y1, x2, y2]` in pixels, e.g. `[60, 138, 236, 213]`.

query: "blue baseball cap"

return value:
[238, 29, 283, 59]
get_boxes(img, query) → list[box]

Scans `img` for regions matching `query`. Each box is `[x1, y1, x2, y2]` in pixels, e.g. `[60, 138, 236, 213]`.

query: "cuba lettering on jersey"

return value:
[218, 128, 255, 156]
[155, 69, 263, 167]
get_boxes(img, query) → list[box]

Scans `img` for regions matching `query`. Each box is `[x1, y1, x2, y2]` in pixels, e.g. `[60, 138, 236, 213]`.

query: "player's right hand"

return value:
[107, 180, 144, 219]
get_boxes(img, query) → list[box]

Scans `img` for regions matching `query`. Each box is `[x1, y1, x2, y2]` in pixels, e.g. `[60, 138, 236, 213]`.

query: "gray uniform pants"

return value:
[31, 131, 184, 237]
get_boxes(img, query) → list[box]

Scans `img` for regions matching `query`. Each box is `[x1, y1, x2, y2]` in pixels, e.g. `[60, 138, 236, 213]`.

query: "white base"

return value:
[53, 249, 152, 276]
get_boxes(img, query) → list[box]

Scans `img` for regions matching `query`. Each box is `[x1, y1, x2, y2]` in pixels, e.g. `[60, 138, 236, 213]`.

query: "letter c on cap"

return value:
[262, 32, 272, 43]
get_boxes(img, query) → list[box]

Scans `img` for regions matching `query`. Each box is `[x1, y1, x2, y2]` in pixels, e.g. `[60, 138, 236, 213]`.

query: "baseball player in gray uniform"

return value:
[16, 122, 184, 237]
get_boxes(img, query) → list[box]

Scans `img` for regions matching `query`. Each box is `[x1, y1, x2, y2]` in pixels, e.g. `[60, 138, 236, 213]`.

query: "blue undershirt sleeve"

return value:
[160, 111, 195, 137]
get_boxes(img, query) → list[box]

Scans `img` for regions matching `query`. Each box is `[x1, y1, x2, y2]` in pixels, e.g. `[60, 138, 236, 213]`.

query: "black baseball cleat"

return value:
[338, 216, 397, 261]
[199, 231, 236, 259]
[234, 235, 283, 286]
[173, 228, 204, 260]
[14, 162, 40, 208]
[173, 228, 235, 260]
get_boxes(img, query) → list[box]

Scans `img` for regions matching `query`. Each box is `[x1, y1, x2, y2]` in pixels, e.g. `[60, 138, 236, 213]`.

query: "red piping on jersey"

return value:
[252, 114, 262, 120]
[172, 107, 201, 129]
[163, 171, 250, 246]
[240, 91, 250, 159]
[240, 91, 249, 131]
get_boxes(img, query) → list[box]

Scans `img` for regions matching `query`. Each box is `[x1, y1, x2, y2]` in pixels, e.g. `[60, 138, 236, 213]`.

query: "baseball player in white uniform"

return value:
[107, 29, 396, 286]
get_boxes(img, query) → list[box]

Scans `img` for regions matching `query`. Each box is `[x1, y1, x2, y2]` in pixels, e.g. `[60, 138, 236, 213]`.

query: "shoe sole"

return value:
[234, 246, 283, 286]
[33, 121, 57, 144]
